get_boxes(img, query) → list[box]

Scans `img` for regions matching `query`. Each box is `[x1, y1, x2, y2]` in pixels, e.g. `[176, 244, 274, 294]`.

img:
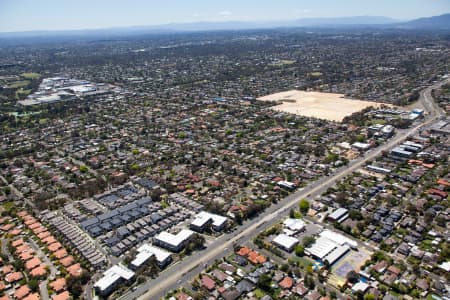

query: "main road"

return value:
[121, 80, 447, 300]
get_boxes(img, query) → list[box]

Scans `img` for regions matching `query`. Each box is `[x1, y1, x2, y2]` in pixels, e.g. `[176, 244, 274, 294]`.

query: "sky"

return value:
[0, 0, 449, 32]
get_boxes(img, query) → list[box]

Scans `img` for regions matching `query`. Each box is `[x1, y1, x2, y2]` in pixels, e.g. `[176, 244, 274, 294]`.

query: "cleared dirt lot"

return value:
[258, 90, 388, 122]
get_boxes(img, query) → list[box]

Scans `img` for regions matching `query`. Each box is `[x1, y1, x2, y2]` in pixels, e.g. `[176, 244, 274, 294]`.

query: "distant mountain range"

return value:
[399, 13, 450, 30]
[1, 14, 449, 38]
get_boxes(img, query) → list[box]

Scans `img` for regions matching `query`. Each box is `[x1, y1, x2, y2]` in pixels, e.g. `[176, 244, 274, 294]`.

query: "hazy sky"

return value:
[0, 0, 449, 32]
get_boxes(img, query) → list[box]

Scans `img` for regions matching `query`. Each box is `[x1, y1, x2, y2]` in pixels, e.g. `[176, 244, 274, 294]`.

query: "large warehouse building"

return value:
[305, 230, 357, 266]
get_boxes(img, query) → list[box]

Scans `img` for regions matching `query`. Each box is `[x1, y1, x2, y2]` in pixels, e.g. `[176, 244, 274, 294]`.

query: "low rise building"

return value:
[153, 229, 194, 252]
[131, 244, 172, 269]
[190, 211, 227, 232]
[94, 264, 135, 296]
[272, 234, 299, 252]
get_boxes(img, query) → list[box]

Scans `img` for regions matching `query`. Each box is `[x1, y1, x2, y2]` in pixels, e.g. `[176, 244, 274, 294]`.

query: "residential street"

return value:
[122, 80, 447, 300]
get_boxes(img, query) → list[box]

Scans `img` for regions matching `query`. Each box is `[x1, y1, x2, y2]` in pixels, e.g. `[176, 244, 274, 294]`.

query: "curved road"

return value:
[121, 80, 447, 300]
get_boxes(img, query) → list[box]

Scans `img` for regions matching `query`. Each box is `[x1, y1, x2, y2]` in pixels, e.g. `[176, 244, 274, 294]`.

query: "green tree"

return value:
[302, 236, 316, 248]
[257, 273, 272, 292]
[79, 165, 88, 173]
[295, 245, 305, 256]
[28, 278, 39, 292]
[364, 294, 376, 300]
[299, 199, 310, 214]
[346, 270, 359, 284]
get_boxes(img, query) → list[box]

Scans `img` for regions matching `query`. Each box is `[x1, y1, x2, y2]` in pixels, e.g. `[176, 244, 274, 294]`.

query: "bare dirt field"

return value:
[257, 90, 388, 122]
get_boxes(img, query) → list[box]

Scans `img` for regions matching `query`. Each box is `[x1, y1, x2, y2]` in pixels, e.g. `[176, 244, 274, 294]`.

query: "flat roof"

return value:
[319, 230, 358, 248]
[94, 264, 134, 292]
[191, 211, 227, 228]
[132, 244, 171, 267]
[329, 208, 348, 220]
[391, 147, 413, 156]
[283, 218, 306, 231]
[154, 229, 194, 248]
[306, 236, 337, 259]
[273, 234, 298, 249]
[324, 244, 350, 265]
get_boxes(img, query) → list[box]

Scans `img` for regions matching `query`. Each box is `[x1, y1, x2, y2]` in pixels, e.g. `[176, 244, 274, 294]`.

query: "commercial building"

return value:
[381, 125, 395, 137]
[190, 211, 227, 232]
[366, 165, 392, 174]
[272, 234, 299, 252]
[94, 264, 135, 296]
[320, 230, 358, 249]
[328, 208, 348, 223]
[391, 147, 414, 158]
[305, 230, 356, 266]
[131, 244, 171, 269]
[277, 180, 296, 190]
[352, 142, 371, 151]
[153, 229, 194, 252]
[282, 218, 306, 233]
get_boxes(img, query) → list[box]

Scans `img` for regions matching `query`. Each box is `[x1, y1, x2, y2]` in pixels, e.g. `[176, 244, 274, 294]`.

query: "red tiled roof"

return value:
[237, 246, 251, 256]
[12, 238, 24, 247]
[5, 272, 23, 283]
[387, 265, 401, 275]
[8, 229, 21, 236]
[427, 188, 448, 198]
[67, 263, 82, 277]
[59, 256, 74, 267]
[32, 226, 46, 234]
[48, 242, 62, 252]
[279, 276, 294, 289]
[23, 293, 40, 300]
[42, 236, 57, 245]
[15, 244, 32, 254]
[37, 231, 50, 240]
[201, 275, 216, 290]
[25, 257, 41, 270]
[247, 250, 266, 264]
[17, 211, 28, 218]
[437, 179, 450, 187]
[51, 291, 70, 300]
[19, 252, 34, 261]
[30, 265, 47, 277]
[1, 223, 14, 232]
[2, 264, 14, 275]
[14, 285, 31, 300]
[176, 292, 192, 300]
[49, 278, 66, 293]
[54, 249, 68, 259]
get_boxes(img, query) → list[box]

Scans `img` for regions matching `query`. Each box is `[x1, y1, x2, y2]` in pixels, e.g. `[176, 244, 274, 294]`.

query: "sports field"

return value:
[257, 90, 388, 122]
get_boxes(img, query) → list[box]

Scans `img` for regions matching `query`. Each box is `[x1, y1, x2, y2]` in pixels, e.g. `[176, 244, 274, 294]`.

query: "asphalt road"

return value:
[118, 80, 448, 300]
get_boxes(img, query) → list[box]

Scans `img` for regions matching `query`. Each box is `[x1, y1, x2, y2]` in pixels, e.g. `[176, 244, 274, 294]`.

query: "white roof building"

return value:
[69, 84, 96, 94]
[131, 244, 171, 268]
[272, 234, 299, 252]
[191, 211, 227, 230]
[328, 208, 348, 222]
[352, 282, 369, 293]
[439, 261, 450, 272]
[283, 218, 306, 232]
[94, 264, 134, 294]
[306, 230, 356, 265]
[320, 230, 358, 249]
[154, 229, 194, 251]
[323, 245, 350, 265]
[306, 236, 338, 259]
[352, 142, 371, 151]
